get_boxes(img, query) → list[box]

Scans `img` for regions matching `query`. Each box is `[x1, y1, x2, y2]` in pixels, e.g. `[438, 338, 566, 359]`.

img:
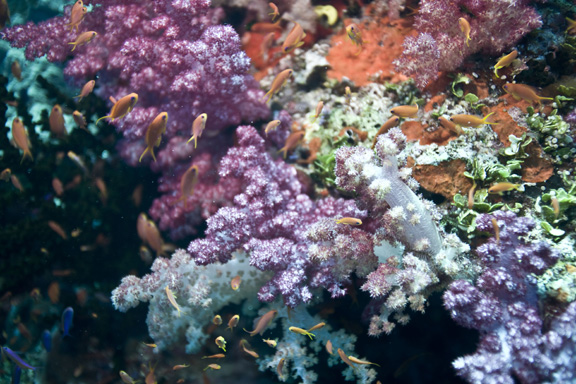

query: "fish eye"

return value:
[449, 117, 454, 121]
[131, 96, 136, 100]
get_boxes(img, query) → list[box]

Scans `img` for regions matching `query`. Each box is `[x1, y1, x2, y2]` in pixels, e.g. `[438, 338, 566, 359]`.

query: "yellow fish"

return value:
[263, 69, 293, 103]
[68, 31, 97, 51]
[96, 93, 138, 125]
[187, 113, 207, 148]
[139, 112, 168, 162]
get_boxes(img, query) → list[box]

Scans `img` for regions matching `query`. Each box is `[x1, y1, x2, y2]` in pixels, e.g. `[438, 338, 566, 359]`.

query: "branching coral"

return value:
[395, 0, 542, 88]
[443, 211, 576, 384]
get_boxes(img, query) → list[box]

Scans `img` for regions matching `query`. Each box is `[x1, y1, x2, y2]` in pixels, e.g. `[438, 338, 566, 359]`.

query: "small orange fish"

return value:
[202, 354, 225, 359]
[488, 182, 520, 194]
[450, 112, 497, 127]
[278, 131, 305, 159]
[213, 315, 223, 325]
[0, 0, 10, 29]
[251, 21, 282, 33]
[203, 364, 221, 371]
[269, 2, 279, 21]
[66, 1, 87, 32]
[335, 217, 362, 225]
[282, 22, 306, 53]
[143, 342, 157, 348]
[137, 212, 149, 243]
[307, 322, 325, 332]
[48, 281, 60, 304]
[11, 117, 33, 163]
[372, 116, 400, 148]
[0, 168, 11, 182]
[337, 348, 355, 368]
[260, 32, 276, 59]
[11, 61, 21, 81]
[347, 355, 381, 367]
[49, 105, 67, 137]
[263, 69, 293, 103]
[227, 314, 240, 331]
[139, 112, 168, 162]
[67, 151, 87, 174]
[264, 120, 281, 135]
[73, 110, 87, 130]
[240, 339, 259, 358]
[326, 340, 334, 355]
[144, 218, 164, 255]
[494, 50, 518, 78]
[74, 80, 95, 101]
[277, 358, 285, 379]
[244, 310, 277, 336]
[458, 17, 471, 46]
[346, 23, 366, 54]
[491, 217, 500, 244]
[96, 93, 138, 125]
[187, 113, 207, 148]
[172, 364, 190, 371]
[165, 286, 181, 316]
[215, 336, 227, 352]
[503, 83, 553, 105]
[311, 101, 324, 123]
[176, 165, 199, 209]
[438, 116, 462, 135]
[390, 104, 418, 118]
[551, 194, 560, 219]
[48, 221, 68, 239]
[119, 371, 137, 384]
[95, 177, 108, 203]
[230, 275, 241, 291]
[10, 174, 23, 192]
[68, 31, 97, 51]
[263, 338, 277, 347]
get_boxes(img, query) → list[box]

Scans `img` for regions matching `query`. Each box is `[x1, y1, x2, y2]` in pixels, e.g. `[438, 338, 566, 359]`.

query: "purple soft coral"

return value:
[187, 125, 373, 307]
[395, 0, 542, 88]
[443, 211, 574, 384]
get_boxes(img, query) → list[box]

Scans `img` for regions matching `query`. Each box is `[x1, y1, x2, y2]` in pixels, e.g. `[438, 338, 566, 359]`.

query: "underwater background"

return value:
[1, 0, 576, 383]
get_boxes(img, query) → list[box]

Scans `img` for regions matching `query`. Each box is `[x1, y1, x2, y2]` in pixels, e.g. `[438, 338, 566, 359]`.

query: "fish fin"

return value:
[186, 135, 194, 144]
[139, 147, 149, 163]
[109, 96, 117, 104]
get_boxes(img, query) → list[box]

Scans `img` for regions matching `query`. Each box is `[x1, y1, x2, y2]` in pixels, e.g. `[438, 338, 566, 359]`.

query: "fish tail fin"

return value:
[21, 150, 33, 164]
[68, 43, 77, 51]
[95, 115, 109, 125]
[277, 147, 287, 159]
[539, 96, 554, 101]
[483, 112, 497, 125]
[494, 68, 500, 78]
[139, 147, 149, 163]
[186, 135, 194, 144]
[263, 90, 272, 103]
[194, 137, 198, 149]
[150, 148, 157, 162]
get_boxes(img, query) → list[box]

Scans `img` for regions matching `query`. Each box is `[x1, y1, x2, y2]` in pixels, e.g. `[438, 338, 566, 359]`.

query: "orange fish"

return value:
[0, 0, 10, 29]
[311, 101, 324, 123]
[48, 282, 60, 304]
[74, 80, 95, 101]
[346, 23, 366, 54]
[203, 364, 221, 371]
[265, 120, 281, 135]
[347, 355, 380, 367]
[176, 165, 199, 209]
[494, 50, 518, 78]
[335, 217, 362, 225]
[458, 17, 471, 46]
[187, 113, 207, 148]
[503, 83, 553, 105]
[66, 1, 87, 32]
[145, 218, 165, 255]
[263, 69, 293, 103]
[239, 339, 259, 358]
[11, 61, 21, 81]
[268, 2, 279, 21]
[1, 168, 11, 182]
[165, 286, 181, 316]
[201, 353, 225, 359]
[488, 182, 520, 194]
[278, 131, 305, 159]
[52, 178, 64, 196]
[215, 336, 226, 352]
[438, 116, 462, 135]
[227, 314, 240, 331]
[390, 104, 418, 118]
[139, 112, 168, 162]
[282, 22, 306, 53]
[230, 275, 241, 291]
[337, 348, 355, 368]
[244, 310, 277, 336]
[491, 217, 500, 244]
[11, 117, 33, 163]
[277, 358, 285, 379]
[72, 110, 87, 130]
[251, 21, 282, 33]
[49, 104, 67, 137]
[450, 112, 497, 127]
[372, 116, 400, 148]
[10, 174, 23, 192]
[68, 31, 97, 51]
[96, 93, 138, 125]
[326, 340, 334, 355]
[48, 221, 68, 239]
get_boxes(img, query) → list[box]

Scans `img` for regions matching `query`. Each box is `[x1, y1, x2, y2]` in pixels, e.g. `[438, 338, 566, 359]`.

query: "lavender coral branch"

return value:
[442, 211, 576, 384]
[395, 0, 542, 88]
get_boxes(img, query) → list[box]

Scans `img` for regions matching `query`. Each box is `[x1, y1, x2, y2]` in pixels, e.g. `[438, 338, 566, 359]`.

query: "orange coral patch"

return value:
[411, 159, 473, 199]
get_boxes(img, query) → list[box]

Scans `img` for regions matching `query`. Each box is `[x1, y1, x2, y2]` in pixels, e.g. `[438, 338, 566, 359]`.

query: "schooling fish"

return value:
[282, 21, 306, 53]
[11, 117, 33, 163]
[335, 217, 362, 225]
[264, 120, 281, 135]
[42, 330, 52, 352]
[66, 1, 86, 32]
[458, 17, 471, 46]
[49, 104, 67, 137]
[176, 164, 199, 209]
[288, 326, 315, 339]
[268, 2, 279, 21]
[450, 112, 497, 127]
[239, 339, 259, 358]
[346, 23, 366, 54]
[230, 275, 241, 291]
[227, 314, 240, 331]
[263, 69, 293, 103]
[390, 104, 418, 118]
[187, 113, 207, 148]
[139, 112, 168, 162]
[61, 307, 74, 337]
[503, 83, 553, 105]
[2, 347, 36, 371]
[74, 80, 95, 101]
[244, 310, 277, 336]
[68, 31, 97, 51]
[215, 336, 227, 352]
[372, 116, 400, 148]
[96, 93, 138, 125]
[278, 131, 305, 159]
[494, 50, 518, 78]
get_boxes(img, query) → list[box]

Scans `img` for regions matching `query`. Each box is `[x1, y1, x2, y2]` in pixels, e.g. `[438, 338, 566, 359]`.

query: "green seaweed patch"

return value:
[449, 73, 471, 98]
[526, 108, 574, 164]
[463, 157, 523, 183]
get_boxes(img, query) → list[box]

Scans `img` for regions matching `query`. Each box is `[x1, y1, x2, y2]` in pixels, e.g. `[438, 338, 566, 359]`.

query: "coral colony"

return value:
[2, 0, 576, 383]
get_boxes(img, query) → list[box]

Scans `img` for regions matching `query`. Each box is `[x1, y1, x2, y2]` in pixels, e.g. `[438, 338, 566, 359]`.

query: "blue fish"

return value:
[42, 330, 52, 352]
[2, 347, 36, 371]
[12, 365, 21, 384]
[61, 307, 74, 337]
